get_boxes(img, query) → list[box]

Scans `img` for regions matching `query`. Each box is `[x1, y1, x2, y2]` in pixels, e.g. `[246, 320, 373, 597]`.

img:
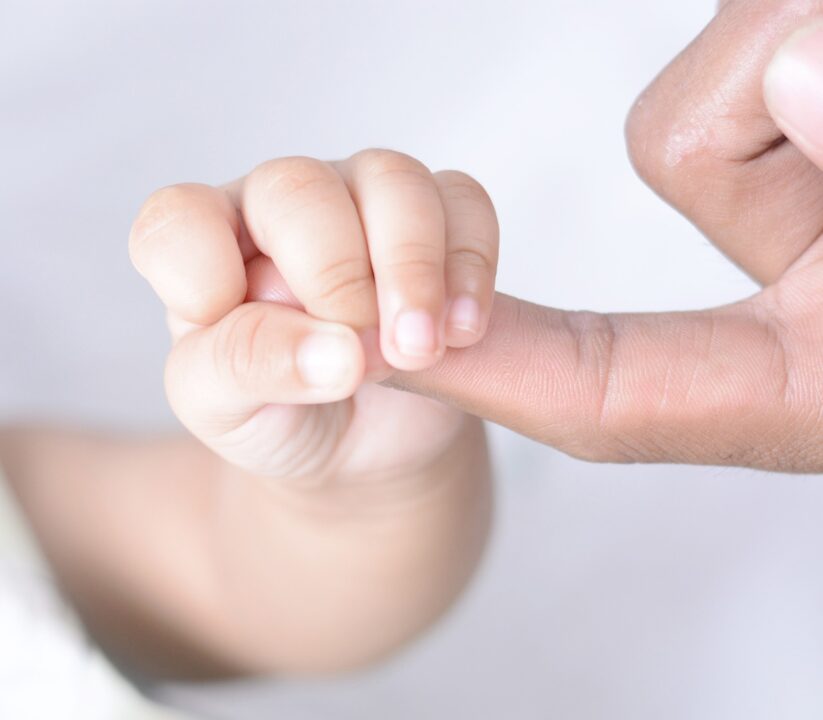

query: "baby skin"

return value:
[0, 150, 500, 678]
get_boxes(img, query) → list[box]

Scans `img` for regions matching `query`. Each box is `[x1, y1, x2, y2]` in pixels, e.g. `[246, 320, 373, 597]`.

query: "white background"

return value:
[2, 1, 822, 718]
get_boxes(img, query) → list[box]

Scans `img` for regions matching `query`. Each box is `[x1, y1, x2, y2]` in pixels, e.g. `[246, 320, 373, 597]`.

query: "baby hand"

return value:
[129, 150, 498, 479]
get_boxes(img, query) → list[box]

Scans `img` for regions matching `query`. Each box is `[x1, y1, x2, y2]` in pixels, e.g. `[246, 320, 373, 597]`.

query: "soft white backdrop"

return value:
[2, 1, 822, 718]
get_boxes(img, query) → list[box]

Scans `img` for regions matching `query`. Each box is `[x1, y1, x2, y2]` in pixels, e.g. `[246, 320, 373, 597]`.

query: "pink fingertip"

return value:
[394, 309, 437, 357]
[296, 331, 356, 389]
[447, 295, 481, 335]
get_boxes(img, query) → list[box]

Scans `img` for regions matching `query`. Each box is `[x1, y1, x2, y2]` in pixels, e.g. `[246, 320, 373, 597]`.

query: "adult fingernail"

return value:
[764, 20, 823, 147]
[296, 331, 355, 389]
[447, 295, 481, 334]
[394, 309, 437, 357]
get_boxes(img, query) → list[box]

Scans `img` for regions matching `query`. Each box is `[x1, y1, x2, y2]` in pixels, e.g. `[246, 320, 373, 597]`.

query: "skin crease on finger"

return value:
[385, 294, 804, 471]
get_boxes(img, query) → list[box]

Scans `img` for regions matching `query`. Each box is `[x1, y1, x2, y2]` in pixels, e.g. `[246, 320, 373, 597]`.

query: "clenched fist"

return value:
[130, 149, 498, 481]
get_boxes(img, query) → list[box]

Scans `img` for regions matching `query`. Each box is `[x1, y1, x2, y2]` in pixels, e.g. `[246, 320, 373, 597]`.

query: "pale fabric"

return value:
[0, 468, 188, 720]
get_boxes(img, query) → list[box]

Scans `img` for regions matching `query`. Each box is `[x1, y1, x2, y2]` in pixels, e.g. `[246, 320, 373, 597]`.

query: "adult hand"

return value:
[391, 0, 823, 472]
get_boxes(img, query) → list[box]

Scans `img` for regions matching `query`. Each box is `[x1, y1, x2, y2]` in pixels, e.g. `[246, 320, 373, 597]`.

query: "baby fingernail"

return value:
[297, 331, 354, 389]
[394, 309, 436, 357]
[764, 20, 823, 144]
[447, 295, 481, 334]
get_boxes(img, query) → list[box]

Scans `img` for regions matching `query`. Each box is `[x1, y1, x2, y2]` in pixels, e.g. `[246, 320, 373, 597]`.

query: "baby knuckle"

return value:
[436, 170, 492, 206]
[384, 247, 441, 278]
[178, 285, 234, 325]
[446, 246, 494, 275]
[312, 257, 375, 306]
[129, 183, 205, 262]
[353, 148, 433, 187]
[213, 304, 269, 384]
[246, 156, 340, 206]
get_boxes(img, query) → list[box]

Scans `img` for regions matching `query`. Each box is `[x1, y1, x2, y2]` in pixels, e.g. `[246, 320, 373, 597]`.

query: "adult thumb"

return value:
[764, 17, 823, 170]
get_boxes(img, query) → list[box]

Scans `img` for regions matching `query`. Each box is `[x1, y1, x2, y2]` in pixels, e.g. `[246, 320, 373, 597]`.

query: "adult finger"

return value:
[388, 290, 823, 472]
[129, 183, 247, 325]
[626, 0, 823, 284]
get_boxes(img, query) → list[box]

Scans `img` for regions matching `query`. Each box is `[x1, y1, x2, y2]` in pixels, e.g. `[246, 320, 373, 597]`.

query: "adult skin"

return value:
[394, 0, 823, 473]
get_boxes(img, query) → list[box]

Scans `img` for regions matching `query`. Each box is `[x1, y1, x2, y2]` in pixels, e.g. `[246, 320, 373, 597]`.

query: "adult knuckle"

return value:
[625, 85, 721, 212]
[583, 314, 619, 437]
[623, 50, 718, 199]
[506, 306, 637, 464]
[624, 89, 668, 191]
[562, 311, 652, 463]
[625, 0, 823, 194]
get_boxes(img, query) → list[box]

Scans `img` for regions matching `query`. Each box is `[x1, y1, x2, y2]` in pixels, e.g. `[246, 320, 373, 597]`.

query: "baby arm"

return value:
[0, 150, 499, 679]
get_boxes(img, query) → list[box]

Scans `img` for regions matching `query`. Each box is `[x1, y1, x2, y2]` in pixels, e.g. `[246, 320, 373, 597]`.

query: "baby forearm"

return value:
[201, 413, 492, 675]
[0, 420, 492, 678]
